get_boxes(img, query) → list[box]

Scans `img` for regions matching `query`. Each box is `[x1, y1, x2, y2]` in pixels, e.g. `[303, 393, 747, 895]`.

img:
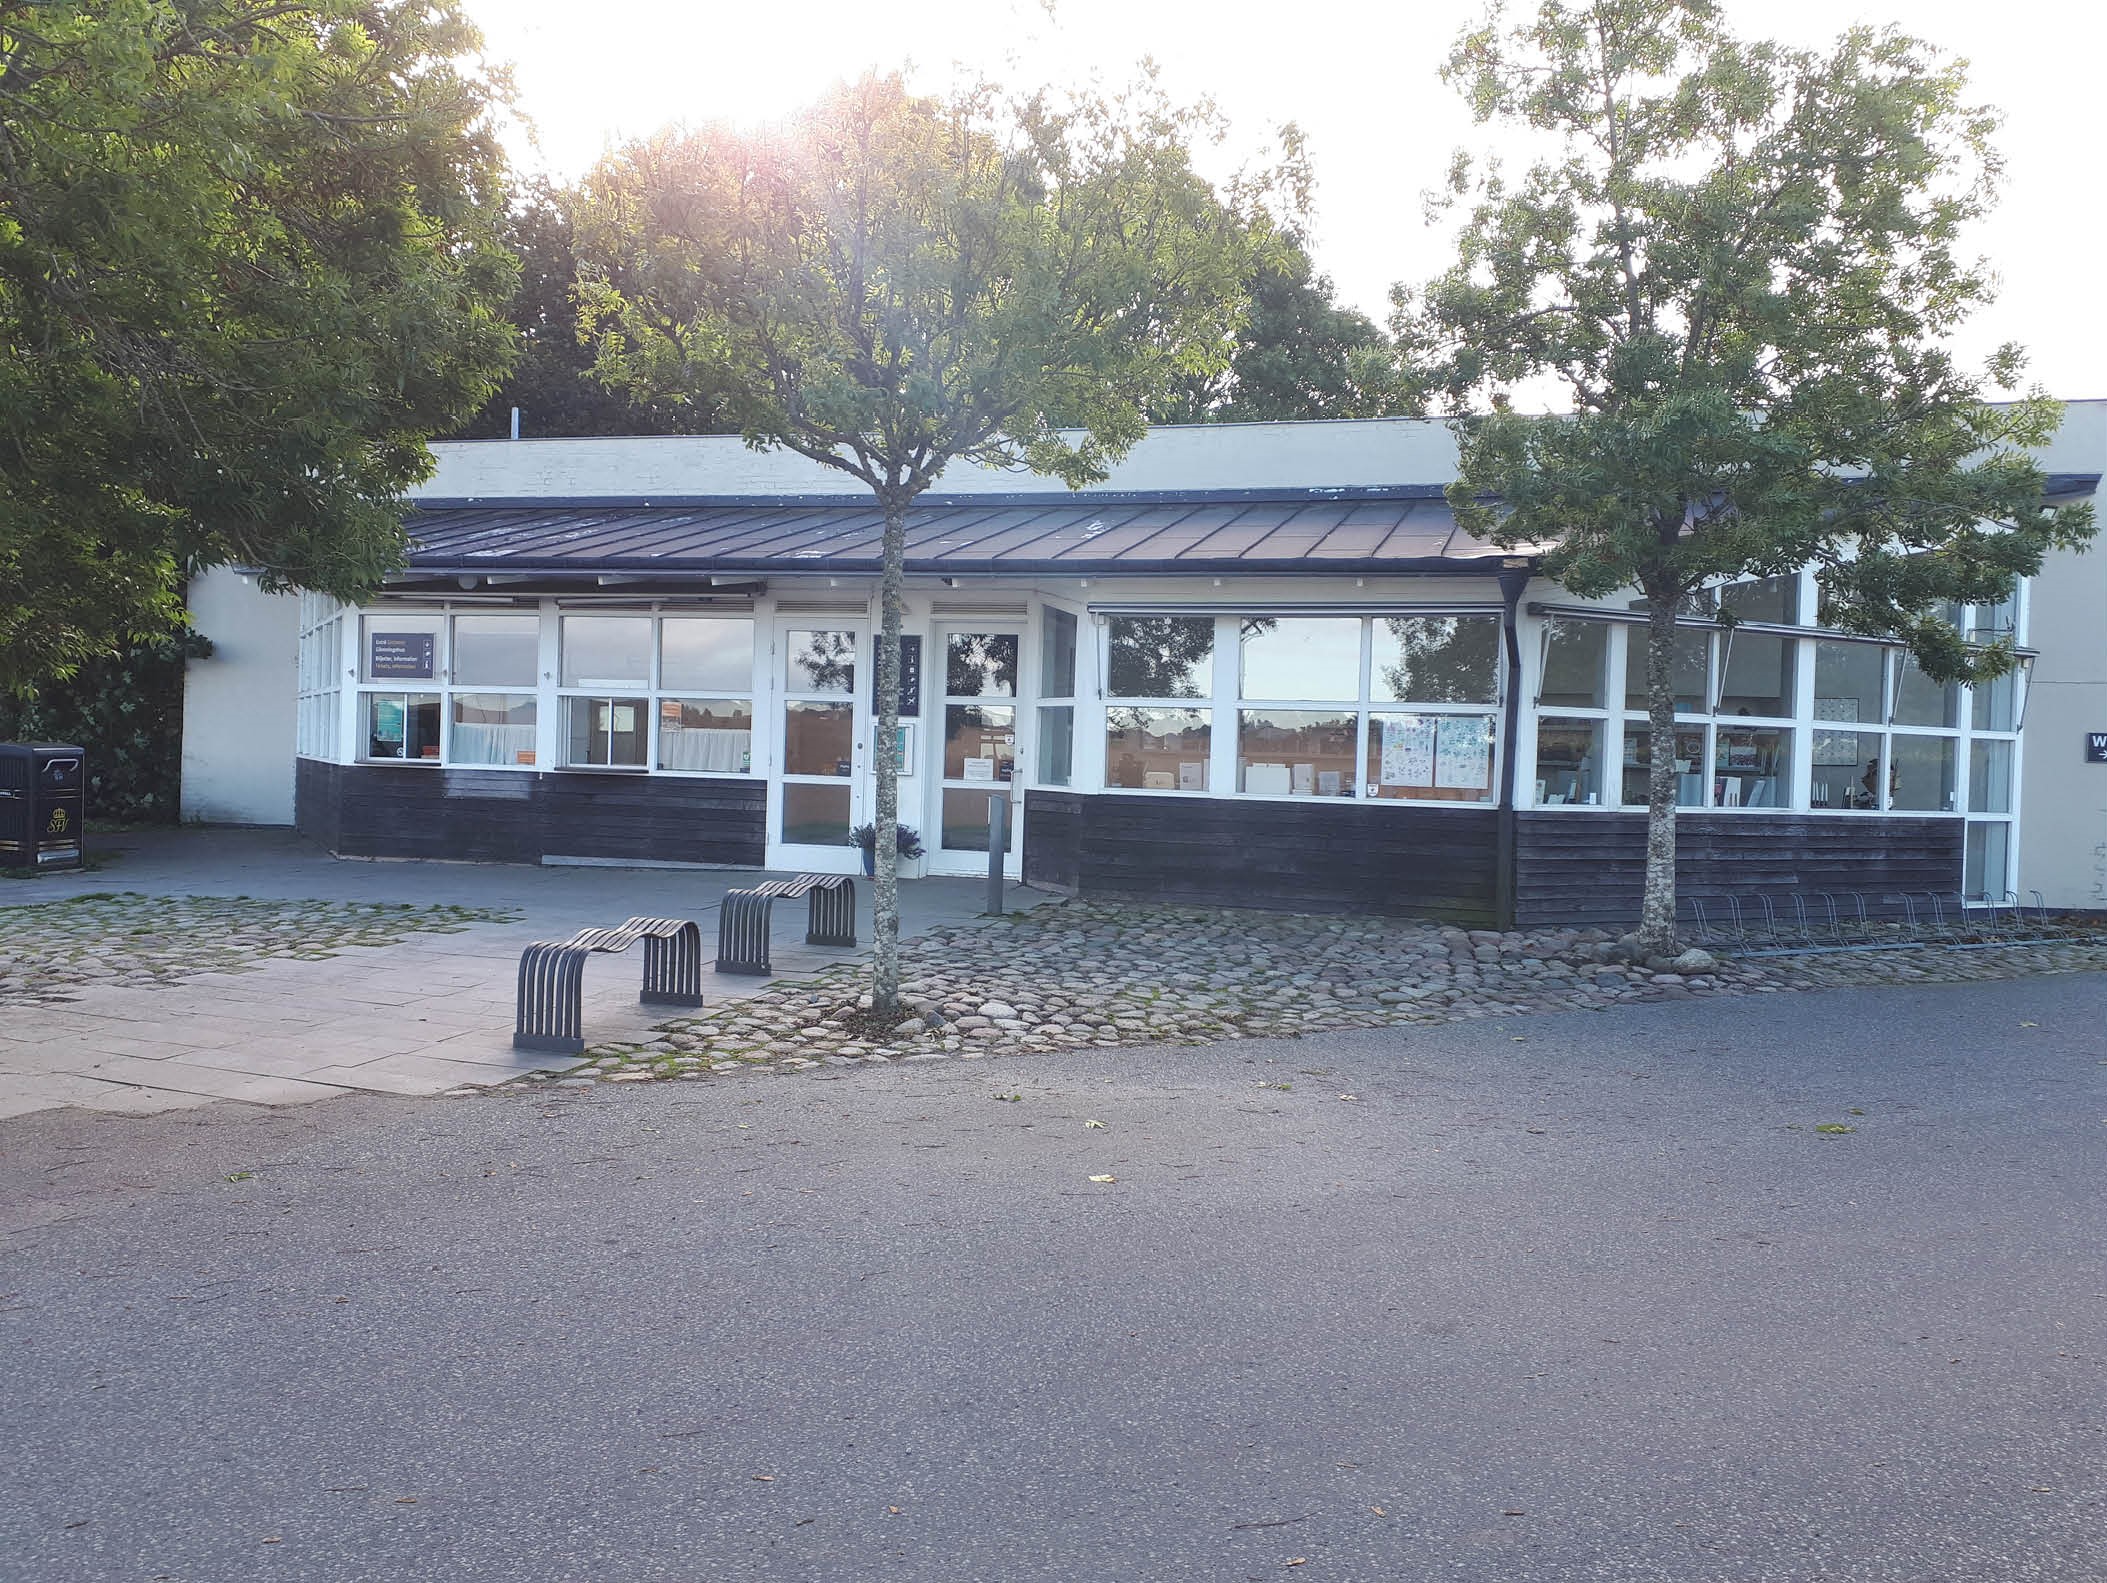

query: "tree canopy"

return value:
[0, 0, 518, 690]
[1395, 0, 2096, 949]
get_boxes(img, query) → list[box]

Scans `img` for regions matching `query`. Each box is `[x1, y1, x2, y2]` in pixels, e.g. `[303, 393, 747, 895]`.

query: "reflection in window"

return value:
[1624, 626, 1709, 713]
[1969, 738, 2012, 814]
[1538, 620, 1607, 708]
[1891, 656, 1957, 728]
[450, 693, 537, 766]
[1534, 718, 1603, 806]
[565, 696, 647, 767]
[785, 630, 857, 694]
[660, 618, 754, 693]
[1365, 712, 1494, 803]
[1107, 616, 1214, 699]
[1965, 821, 2012, 897]
[940, 787, 1020, 853]
[1811, 730, 1884, 810]
[657, 699, 753, 774]
[562, 616, 652, 688]
[1718, 632, 1794, 718]
[1711, 726, 1790, 808]
[945, 633, 1019, 698]
[1105, 707, 1210, 790]
[1719, 573, 1798, 625]
[1621, 725, 1708, 807]
[1889, 734, 1956, 811]
[1037, 706, 1074, 786]
[452, 615, 539, 687]
[1040, 610, 1078, 698]
[1971, 666, 2017, 732]
[1237, 710, 1357, 796]
[943, 704, 1016, 781]
[1239, 619, 1361, 702]
[781, 782, 851, 845]
[1373, 616, 1500, 704]
[364, 693, 441, 760]
[783, 701, 854, 777]
[1813, 642, 1883, 730]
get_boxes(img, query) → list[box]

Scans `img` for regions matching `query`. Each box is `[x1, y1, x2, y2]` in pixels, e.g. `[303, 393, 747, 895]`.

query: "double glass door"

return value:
[775, 624, 867, 870]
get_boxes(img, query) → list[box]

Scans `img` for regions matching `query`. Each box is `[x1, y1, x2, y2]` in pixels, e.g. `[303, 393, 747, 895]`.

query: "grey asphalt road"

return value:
[4, 973, 2104, 1583]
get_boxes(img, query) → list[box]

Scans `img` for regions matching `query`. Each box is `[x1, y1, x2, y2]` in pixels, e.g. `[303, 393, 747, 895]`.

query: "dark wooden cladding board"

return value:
[293, 760, 766, 867]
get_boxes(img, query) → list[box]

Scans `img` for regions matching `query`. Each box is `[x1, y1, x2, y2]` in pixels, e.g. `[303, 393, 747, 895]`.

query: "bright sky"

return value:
[471, 0, 2104, 403]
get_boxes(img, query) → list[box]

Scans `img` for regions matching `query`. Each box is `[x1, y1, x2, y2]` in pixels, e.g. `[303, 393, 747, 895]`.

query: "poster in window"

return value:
[1380, 716, 1437, 787]
[963, 756, 996, 782]
[369, 631, 435, 679]
[1434, 716, 1492, 789]
[371, 696, 405, 746]
[1813, 697, 1861, 766]
[660, 699, 684, 732]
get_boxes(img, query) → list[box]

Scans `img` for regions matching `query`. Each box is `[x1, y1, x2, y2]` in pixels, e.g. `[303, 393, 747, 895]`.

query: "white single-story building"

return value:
[179, 407, 2107, 924]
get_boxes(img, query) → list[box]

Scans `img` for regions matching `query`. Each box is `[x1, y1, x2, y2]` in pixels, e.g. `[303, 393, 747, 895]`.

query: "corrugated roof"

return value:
[404, 488, 1515, 576]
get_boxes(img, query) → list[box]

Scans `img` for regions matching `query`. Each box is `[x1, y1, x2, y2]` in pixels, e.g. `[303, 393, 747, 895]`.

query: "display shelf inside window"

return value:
[1621, 724, 1710, 808]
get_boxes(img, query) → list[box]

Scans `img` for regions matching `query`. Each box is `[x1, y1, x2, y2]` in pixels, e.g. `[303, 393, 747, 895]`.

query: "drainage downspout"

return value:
[1494, 562, 1531, 931]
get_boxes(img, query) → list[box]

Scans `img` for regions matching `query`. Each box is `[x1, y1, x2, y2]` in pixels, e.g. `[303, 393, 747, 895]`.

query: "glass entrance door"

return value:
[774, 624, 867, 871]
[927, 627, 1022, 875]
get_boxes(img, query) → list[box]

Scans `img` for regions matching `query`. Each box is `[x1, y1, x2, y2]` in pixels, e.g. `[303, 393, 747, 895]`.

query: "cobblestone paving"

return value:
[0, 892, 516, 1006]
[526, 900, 2107, 1090]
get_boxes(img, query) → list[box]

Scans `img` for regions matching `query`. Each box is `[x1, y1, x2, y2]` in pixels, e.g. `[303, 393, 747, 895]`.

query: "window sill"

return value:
[551, 763, 650, 775]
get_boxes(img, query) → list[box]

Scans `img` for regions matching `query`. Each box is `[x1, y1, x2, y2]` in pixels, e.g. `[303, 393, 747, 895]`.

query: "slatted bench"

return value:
[515, 915, 706, 1054]
[715, 874, 857, 976]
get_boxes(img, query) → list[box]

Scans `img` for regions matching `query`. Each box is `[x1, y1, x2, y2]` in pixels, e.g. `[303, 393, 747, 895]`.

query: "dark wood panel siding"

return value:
[303, 765, 766, 867]
[1028, 792, 1500, 923]
[1515, 812, 1966, 929]
[1022, 792, 1082, 891]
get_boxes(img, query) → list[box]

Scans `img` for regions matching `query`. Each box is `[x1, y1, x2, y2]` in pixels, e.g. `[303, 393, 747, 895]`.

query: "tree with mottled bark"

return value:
[1395, 0, 2094, 955]
[578, 72, 1268, 1017]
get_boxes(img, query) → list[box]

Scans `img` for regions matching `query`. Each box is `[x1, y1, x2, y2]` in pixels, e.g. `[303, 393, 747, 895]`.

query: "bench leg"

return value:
[715, 892, 774, 975]
[642, 921, 707, 1007]
[515, 943, 586, 1055]
[806, 879, 857, 948]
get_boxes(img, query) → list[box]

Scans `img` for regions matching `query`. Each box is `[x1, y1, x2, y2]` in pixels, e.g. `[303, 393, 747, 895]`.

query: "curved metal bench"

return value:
[515, 916, 706, 1054]
[715, 874, 857, 976]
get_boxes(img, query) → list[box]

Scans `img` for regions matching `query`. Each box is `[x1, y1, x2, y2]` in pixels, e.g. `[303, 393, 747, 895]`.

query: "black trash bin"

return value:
[0, 742, 86, 871]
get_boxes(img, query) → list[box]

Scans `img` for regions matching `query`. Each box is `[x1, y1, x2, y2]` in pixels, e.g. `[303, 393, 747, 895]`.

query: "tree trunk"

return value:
[869, 492, 908, 1019]
[1637, 593, 1682, 957]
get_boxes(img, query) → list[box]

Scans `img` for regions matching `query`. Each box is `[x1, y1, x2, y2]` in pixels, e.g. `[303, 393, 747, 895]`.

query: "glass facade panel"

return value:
[1719, 573, 1798, 625]
[1240, 619, 1362, 701]
[1040, 609, 1078, 698]
[360, 615, 441, 684]
[657, 699, 753, 773]
[1969, 738, 2012, 815]
[1037, 706, 1074, 786]
[1892, 657, 1958, 728]
[660, 618, 754, 693]
[785, 629, 857, 694]
[1372, 616, 1500, 704]
[945, 633, 1019, 698]
[565, 696, 647, 767]
[449, 693, 537, 766]
[1533, 719, 1604, 806]
[940, 787, 1019, 853]
[451, 615, 539, 687]
[943, 704, 1017, 781]
[1810, 731, 1885, 810]
[1971, 667, 2017, 732]
[1889, 734, 1956, 811]
[1538, 620, 1607, 708]
[1718, 633, 1794, 718]
[1621, 725, 1708, 807]
[1237, 710, 1358, 796]
[1105, 707, 1211, 790]
[1107, 616, 1214, 699]
[363, 693, 440, 759]
[1813, 642, 1884, 733]
[1623, 626, 1709, 713]
[1965, 821, 2012, 898]
[1368, 712, 1494, 803]
[781, 782, 851, 846]
[783, 701, 854, 777]
[561, 616, 652, 688]
[1711, 725, 1791, 808]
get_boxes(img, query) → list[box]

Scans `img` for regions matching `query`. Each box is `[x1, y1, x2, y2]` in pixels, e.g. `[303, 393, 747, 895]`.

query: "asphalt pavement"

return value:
[4, 972, 2104, 1582]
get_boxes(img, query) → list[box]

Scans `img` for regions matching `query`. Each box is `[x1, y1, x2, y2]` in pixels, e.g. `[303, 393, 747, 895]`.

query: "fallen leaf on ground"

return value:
[1088, 1174, 1116, 1184]
[1084, 1119, 1106, 1129]
[1814, 1123, 1855, 1134]
[751, 1475, 774, 1482]
[1337, 1094, 1359, 1102]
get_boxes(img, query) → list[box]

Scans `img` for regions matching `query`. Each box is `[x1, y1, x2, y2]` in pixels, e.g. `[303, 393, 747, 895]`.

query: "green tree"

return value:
[1395, 0, 2094, 953]
[1154, 234, 1413, 423]
[580, 71, 1268, 1015]
[0, 0, 518, 691]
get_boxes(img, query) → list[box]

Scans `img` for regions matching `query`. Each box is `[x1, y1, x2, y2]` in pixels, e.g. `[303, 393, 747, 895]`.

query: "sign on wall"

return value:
[2086, 732, 2107, 764]
[369, 631, 436, 680]
[870, 634, 922, 718]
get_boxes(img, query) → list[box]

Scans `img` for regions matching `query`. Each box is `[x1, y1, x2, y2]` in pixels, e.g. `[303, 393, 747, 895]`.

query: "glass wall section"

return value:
[1538, 619, 1607, 708]
[1105, 616, 1214, 791]
[1711, 724, 1790, 808]
[561, 616, 650, 770]
[1105, 708, 1211, 791]
[561, 616, 652, 689]
[1238, 618, 1362, 797]
[1719, 573, 1799, 624]
[1241, 711, 1358, 796]
[1811, 731, 1883, 810]
[1718, 632, 1795, 718]
[363, 693, 441, 760]
[1620, 725, 1708, 808]
[1891, 657, 1958, 729]
[1371, 616, 1500, 705]
[1888, 734, 1956, 812]
[1534, 719, 1605, 806]
[1623, 625, 1709, 713]
[1965, 820, 2012, 898]
[656, 617, 753, 774]
[1971, 666, 2018, 732]
[565, 697, 647, 768]
[1372, 712, 1493, 803]
[1969, 738, 2013, 814]
[296, 595, 345, 761]
[1107, 615, 1212, 698]
[448, 614, 539, 765]
[1036, 609, 1078, 787]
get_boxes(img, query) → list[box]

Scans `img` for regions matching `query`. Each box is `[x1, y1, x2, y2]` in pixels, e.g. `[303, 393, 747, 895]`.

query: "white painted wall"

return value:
[181, 568, 299, 825]
[2018, 538, 2107, 908]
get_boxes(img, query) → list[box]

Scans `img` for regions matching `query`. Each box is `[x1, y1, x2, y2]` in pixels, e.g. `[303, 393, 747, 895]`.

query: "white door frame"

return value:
[765, 617, 870, 874]
[923, 621, 1027, 878]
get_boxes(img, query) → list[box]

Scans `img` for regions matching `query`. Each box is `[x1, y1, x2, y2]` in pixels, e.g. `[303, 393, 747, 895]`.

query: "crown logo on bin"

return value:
[46, 807, 67, 834]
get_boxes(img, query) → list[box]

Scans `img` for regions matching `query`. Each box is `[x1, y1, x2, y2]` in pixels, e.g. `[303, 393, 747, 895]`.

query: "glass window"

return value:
[781, 783, 851, 846]
[945, 633, 1019, 698]
[1373, 616, 1500, 704]
[1107, 616, 1214, 699]
[943, 704, 1016, 781]
[1238, 710, 1358, 796]
[1719, 573, 1798, 625]
[1811, 731, 1885, 811]
[451, 615, 539, 687]
[564, 696, 648, 767]
[1041, 609, 1077, 699]
[784, 629, 857, 695]
[1624, 626, 1709, 714]
[1889, 735, 1956, 812]
[1037, 706, 1074, 786]
[561, 616, 652, 688]
[1711, 726, 1791, 809]
[660, 618, 754, 694]
[450, 693, 537, 767]
[1971, 589, 2018, 639]
[1718, 632, 1795, 718]
[360, 615, 441, 684]
[1240, 618, 1362, 702]
[940, 788, 1019, 854]
[1813, 642, 1883, 733]
[657, 699, 753, 774]
[1369, 712, 1494, 803]
[1538, 619, 1607, 708]
[1620, 725, 1708, 808]
[1965, 822, 2012, 898]
[1891, 656, 1958, 728]
[1105, 707, 1211, 790]
[783, 701, 854, 777]
[1533, 719, 1604, 806]
[1969, 738, 2012, 814]
[363, 693, 440, 760]
[1971, 666, 2018, 732]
